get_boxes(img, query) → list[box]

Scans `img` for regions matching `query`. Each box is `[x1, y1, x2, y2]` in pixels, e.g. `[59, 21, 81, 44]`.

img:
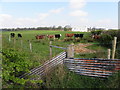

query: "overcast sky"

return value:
[0, 0, 119, 29]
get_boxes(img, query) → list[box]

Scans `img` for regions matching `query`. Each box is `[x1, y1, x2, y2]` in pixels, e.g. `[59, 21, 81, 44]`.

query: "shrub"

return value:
[2, 49, 31, 85]
[98, 34, 112, 47]
[102, 30, 117, 38]
[91, 30, 102, 35]
[2, 48, 43, 88]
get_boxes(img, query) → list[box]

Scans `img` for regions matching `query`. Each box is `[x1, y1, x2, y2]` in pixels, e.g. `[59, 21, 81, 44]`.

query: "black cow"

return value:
[79, 34, 84, 38]
[18, 33, 22, 38]
[74, 34, 84, 39]
[10, 33, 15, 38]
[55, 34, 62, 39]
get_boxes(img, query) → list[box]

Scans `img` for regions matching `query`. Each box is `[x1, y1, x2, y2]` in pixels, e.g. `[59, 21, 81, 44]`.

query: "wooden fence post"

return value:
[49, 41, 52, 59]
[67, 43, 74, 58]
[107, 49, 111, 59]
[112, 37, 117, 59]
[29, 41, 32, 52]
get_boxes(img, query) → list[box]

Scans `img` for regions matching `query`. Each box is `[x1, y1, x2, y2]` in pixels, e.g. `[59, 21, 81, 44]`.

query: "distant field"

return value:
[2, 30, 110, 67]
[2, 30, 91, 67]
[2, 30, 90, 40]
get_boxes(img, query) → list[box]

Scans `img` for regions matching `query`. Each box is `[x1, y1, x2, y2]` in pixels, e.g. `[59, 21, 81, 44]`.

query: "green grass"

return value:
[2, 30, 91, 63]
[2, 30, 119, 88]
[44, 65, 120, 88]
[86, 44, 108, 50]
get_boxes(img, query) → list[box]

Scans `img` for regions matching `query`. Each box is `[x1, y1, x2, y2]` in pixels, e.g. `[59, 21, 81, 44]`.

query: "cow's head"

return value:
[60, 34, 62, 37]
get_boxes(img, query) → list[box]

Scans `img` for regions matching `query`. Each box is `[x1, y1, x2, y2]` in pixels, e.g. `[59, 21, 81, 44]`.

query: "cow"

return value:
[74, 34, 84, 39]
[65, 33, 74, 37]
[46, 34, 55, 40]
[79, 34, 84, 39]
[18, 33, 22, 38]
[55, 34, 62, 39]
[47, 35, 55, 38]
[35, 35, 45, 40]
[64, 33, 74, 41]
[10, 33, 15, 38]
[92, 34, 100, 39]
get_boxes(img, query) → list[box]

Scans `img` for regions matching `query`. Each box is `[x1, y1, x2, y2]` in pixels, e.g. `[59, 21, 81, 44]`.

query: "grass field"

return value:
[2, 30, 92, 66]
[2, 30, 119, 88]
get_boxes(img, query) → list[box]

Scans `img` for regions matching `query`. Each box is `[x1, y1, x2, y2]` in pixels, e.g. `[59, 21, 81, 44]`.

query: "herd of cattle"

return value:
[10, 33, 22, 38]
[35, 34, 85, 40]
[35, 33, 100, 40]
[10, 33, 100, 40]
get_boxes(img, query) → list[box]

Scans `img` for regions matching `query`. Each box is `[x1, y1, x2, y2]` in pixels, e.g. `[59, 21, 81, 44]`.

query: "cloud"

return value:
[69, 0, 88, 17]
[0, 14, 16, 28]
[69, 0, 86, 9]
[98, 19, 111, 24]
[49, 8, 64, 14]
[0, 7, 65, 28]
[16, 18, 37, 26]
[0, 9, 62, 28]
[0, 13, 117, 29]
[38, 13, 49, 20]
[70, 10, 88, 16]
[85, 18, 117, 29]
[0, 14, 12, 18]
[79, 18, 88, 23]
[37, 8, 64, 20]
[68, 17, 89, 27]
[0, 14, 12, 21]
[0, 14, 41, 28]
[95, 19, 116, 28]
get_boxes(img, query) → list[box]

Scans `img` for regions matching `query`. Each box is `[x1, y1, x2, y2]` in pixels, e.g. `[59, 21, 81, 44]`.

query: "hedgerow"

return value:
[2, 48, 43, 88]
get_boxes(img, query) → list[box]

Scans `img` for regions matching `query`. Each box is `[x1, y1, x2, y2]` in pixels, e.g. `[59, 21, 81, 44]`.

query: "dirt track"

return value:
[74, 43, 96, 54]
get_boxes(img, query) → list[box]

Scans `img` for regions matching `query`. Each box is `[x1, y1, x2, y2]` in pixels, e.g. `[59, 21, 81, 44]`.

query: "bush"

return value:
[99, 34, 112, 46]
[102, 30, 118, 37]
[2, 49, 31, 85]
[96, 30, 120, 59]
[91, 30, 102, 35]
[2, 48, 43, 88]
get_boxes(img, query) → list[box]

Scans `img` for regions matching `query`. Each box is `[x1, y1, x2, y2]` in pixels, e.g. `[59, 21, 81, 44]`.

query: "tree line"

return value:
[1, 25, 72, 31]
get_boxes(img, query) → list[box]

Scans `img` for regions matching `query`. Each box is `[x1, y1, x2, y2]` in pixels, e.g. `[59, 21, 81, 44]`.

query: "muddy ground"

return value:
[74, 43, 96, 54]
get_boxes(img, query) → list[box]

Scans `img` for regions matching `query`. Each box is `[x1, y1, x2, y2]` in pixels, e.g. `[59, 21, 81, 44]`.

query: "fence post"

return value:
[107, 49, 111, 59]
[49, 41, 52, 59]
[112, 37, 117, 59]
[67, 43, 74, 58]
[29, 41, 32, 52]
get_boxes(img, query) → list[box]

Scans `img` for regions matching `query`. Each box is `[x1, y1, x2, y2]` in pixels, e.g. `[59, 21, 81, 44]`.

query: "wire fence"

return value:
[19, 52, 66, 80]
